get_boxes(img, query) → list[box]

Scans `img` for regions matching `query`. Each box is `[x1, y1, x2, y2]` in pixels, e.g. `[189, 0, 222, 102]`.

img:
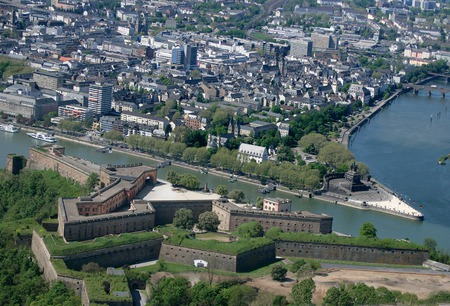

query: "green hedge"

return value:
[273, 232, 425, 250]
[42, 231, 163, 256]
[165, 234, 273, 255]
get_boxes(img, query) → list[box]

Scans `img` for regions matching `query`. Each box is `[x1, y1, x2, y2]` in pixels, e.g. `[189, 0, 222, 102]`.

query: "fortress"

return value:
[17, 144, 334, 243]
[7, 145, 429, 304]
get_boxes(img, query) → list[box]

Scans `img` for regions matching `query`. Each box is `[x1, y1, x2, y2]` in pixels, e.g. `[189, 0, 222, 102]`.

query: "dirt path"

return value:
[246, 268, 450, 303]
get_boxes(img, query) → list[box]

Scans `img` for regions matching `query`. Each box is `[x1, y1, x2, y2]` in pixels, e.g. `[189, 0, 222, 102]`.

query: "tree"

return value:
[295, 262, 320, 279]
[228, 189, 245, 203]
[271, 265, 287, 281]
[197, 211, 220, 232]
[215, 185, 228, 197]
[273, 295, 289, 306]
[424, 238, 437, 252]
[276, 145, 295, 162]
[359, 222, 377, 239]
[150, 277, 191, 306]
[103, 130, 124, 143]
[298, 133, 328, 154]
[173, 208, 194, 230]
[255, 196, 264, 209]
[222, 284, 257, 306]
[290, 259, 306, 273]
[317, 142, 355, 169]
[322, 284, 353, 306]
[31, 281, 81, 306]
[234, 221, 263, 238]
[189, 281, 220, 306]
[86, 173, 99, 192]
[291, 278, 316, 305]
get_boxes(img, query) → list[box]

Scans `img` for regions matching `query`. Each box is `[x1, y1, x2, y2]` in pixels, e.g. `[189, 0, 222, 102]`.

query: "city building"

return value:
[33, 71, 63, 90]
[237, 143, 268, 164]
[88, 83, 113, 116]
[120, 111, 169, 130]
[290, 39, 313, 58]
[171, 45, 185, 65]
[263, 197, 292, 212]
[0, 91, 57, 120]
[184, 44, 198, 70]
[58, 104, 94, 121]
[311, 33, 339, 50]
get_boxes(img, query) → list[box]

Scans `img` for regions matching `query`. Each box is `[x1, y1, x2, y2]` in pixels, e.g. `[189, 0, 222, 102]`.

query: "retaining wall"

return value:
[63, 237, 163, 270]
[159, 242, 276, 272]
[275, 240, 429, 265]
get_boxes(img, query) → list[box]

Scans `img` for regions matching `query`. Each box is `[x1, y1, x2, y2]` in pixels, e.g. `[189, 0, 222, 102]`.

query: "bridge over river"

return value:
[404, 84, 450, 97]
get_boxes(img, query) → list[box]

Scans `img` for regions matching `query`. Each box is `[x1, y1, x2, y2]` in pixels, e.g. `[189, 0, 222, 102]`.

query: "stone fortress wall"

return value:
[62, 237, 164, 270]
[275, 240, 429, 265]
[159, 242, 276, 272]
[28, 146, 91, 185]
[212, 200, 333, 234]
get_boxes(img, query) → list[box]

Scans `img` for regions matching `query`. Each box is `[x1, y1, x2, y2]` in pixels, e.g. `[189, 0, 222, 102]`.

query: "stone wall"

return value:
[63, 237, 163, 270]
[28, 148, 90, 185]
[31, 231, 86, 298]
[6, 154, 27, 174]
[32, 231, 58, 282]
[159, 242, 276, 272]
[212, 201, 333, 234]
[275, 240, 429, 265]
[151, 200, 212, 226]
[59, 201, 156, 242]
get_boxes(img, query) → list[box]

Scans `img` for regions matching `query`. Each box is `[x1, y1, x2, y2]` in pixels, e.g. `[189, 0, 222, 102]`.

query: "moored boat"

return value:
[26, 132, 57, 143]
[0, 123, 20, 133]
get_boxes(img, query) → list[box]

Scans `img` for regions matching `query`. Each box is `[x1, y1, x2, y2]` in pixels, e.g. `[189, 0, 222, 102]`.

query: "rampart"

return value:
[32, 231, 85, 296]
[150, 200, 213, 225]
[28, 146, 94, 185]
[212, 200, 333, 234]
[159, 242, 275, 272]
[275, 240, 429, 265]
[61, 237, 164, 270]
[32, 231, 138, 305]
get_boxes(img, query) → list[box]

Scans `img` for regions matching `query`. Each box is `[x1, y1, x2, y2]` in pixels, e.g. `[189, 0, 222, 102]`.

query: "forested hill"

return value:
[0, 169, 87, 305]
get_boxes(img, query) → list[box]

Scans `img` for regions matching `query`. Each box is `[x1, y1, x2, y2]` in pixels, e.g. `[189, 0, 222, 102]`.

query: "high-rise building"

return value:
[88, 83, 113, 116]
[171, 45, 185, 65]
[290, 39, 313, 58]
[311, 33, 339, 50]
[184, 44, 198, 70]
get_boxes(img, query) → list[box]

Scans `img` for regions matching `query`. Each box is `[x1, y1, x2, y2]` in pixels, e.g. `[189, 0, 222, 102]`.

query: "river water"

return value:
[2, 83, 450, 251]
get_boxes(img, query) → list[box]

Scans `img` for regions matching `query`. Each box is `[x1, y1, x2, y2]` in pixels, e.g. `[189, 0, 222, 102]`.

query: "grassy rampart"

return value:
[273, 232, 425, 250]
[165, 233, 272, 255]
[41, 231, 162, 256]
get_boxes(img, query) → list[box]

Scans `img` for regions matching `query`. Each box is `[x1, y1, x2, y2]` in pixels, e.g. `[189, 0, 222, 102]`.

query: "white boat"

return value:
[26, 132, 57, 143]
[0, 123, 20, 133]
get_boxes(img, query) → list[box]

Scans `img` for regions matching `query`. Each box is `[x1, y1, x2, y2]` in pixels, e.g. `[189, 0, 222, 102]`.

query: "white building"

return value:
[263, 197, 292, 212]
[237, 143, 268, 164]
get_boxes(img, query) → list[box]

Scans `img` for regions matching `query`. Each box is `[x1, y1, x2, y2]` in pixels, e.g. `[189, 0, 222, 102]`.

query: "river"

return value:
[2, 84, 450, 251]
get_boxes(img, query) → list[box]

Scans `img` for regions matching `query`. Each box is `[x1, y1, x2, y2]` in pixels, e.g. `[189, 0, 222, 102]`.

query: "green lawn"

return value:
[42, 231, 162, 256]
